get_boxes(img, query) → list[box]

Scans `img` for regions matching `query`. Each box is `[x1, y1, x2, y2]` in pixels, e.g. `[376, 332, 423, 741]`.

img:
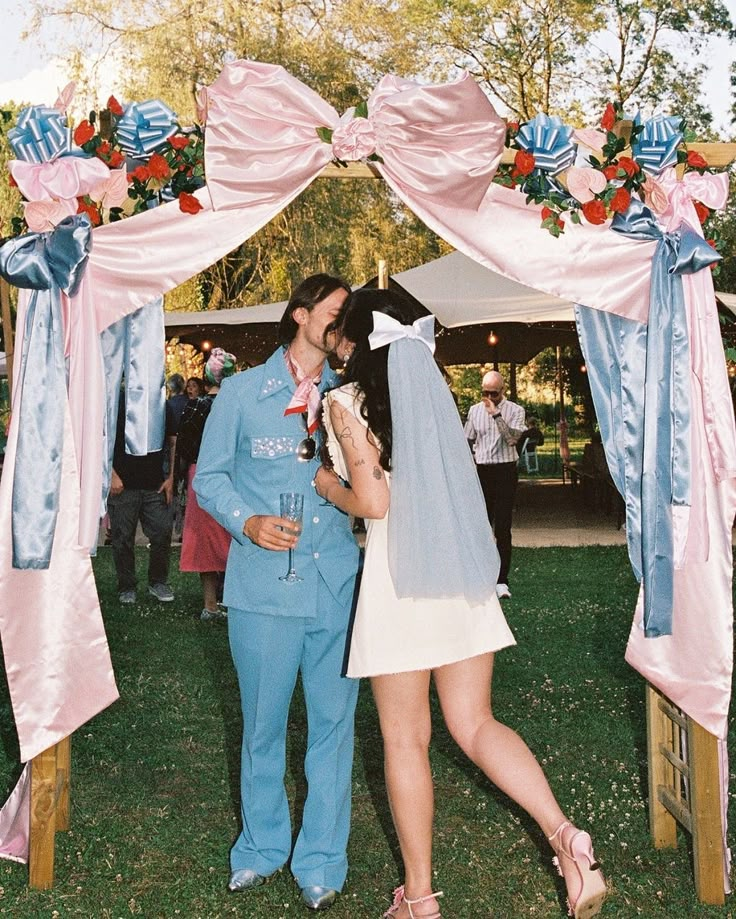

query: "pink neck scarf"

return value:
[284, 348, 322, 434]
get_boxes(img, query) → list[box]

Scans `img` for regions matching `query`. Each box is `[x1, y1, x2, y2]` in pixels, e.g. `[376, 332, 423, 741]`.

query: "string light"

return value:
[580, 364, 587, 373]
[201, 340, 212, 351]
[488, 331, 498, 346]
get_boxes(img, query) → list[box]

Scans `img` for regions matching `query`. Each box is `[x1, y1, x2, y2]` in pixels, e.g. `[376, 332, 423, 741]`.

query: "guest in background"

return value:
[167, 373, 189, 431]
[177, 348, 238, 621]
[464, 370, 525, 600]
[108, 394, 177, 604]
[186, 376, 205, 402]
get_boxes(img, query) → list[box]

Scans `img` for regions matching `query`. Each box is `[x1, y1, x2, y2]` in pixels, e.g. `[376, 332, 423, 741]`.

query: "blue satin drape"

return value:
[0, 215, 91, 568]
[100, 299, 166, 508]
[575, 200, 720, 637]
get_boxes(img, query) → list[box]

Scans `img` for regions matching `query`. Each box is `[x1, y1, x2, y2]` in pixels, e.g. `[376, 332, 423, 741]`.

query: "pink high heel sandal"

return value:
[548, 821, 607, 918]
[383, 885, 444, 919]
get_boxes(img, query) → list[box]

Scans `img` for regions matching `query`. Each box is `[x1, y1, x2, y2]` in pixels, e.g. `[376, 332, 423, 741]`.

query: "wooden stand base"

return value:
[646, 684, 724, 905]
[29, 736, 71, 889]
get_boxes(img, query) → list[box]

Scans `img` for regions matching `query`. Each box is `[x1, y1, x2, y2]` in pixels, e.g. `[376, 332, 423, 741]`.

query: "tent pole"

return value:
[378, 259, 388, 289]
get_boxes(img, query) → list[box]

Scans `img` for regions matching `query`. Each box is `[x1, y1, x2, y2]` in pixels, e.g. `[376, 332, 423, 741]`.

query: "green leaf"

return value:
[354, 100, 368, 119]
[316, 126, 333, 144]
[570, 211, 582, 225]
[367, 152, 384, 163]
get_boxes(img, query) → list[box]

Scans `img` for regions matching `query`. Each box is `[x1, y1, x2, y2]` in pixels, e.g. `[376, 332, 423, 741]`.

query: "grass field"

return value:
[0, 546, 733, 918]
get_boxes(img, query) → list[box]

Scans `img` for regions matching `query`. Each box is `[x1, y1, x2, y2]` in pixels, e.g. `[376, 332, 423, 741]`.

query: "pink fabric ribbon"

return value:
[283, 349, 322, 434]
[11, 156, 110, 203]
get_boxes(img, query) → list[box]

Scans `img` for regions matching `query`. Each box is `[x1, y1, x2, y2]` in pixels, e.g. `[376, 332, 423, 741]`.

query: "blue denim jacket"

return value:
[193, 348, 359, 617]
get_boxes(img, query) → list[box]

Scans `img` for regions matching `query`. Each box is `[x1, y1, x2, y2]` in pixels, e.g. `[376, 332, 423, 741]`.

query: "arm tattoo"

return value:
[337, 424, 357, 449]
[353, 458, 366, 467]
[372, 466, 382, 480]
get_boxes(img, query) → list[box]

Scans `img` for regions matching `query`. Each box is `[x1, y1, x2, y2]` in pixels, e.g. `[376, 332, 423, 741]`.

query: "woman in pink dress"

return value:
[178, 349, 237, 620]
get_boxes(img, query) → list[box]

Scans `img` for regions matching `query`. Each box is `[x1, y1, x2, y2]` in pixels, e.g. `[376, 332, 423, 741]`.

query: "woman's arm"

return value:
[315, 399, 389, 519]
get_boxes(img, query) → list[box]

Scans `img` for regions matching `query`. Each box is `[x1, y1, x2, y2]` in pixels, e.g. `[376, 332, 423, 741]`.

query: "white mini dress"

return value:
[324, 384, 516, 678]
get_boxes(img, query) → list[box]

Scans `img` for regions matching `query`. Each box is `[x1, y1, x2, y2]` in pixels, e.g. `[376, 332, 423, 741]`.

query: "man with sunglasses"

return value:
[194, 274, 360, 911]
[464, 370, 526, 599]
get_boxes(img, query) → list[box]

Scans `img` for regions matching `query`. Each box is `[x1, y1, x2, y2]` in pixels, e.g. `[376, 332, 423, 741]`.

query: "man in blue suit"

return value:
[194, 275, 360, 911]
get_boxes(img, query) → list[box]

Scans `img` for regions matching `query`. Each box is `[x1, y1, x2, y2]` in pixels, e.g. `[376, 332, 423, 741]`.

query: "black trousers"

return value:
[477, 461, 518, 585]
[108, 488, 173, 592]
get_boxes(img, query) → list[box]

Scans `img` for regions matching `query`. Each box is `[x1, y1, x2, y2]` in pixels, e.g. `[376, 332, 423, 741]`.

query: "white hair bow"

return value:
[368, 312, 436, 354]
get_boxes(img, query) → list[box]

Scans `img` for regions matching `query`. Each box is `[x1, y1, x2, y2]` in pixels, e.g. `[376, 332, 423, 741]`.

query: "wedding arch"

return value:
[0, 59, 734, 900]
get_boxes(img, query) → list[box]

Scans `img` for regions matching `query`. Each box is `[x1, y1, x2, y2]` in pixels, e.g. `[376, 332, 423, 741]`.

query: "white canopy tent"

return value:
[164, 250, 575, 331]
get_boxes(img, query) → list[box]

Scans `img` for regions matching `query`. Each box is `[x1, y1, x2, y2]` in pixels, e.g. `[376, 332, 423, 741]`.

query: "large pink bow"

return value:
[203, 61, 505, 215]
[11, 156, 111, 203]
[658, 167, 729, 231]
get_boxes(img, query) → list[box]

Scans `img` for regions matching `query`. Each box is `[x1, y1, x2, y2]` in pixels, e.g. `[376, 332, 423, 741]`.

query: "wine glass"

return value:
[279, 491, 304, 583]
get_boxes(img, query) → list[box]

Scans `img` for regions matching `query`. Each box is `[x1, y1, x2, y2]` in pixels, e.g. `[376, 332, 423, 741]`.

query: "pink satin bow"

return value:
[203, 61, 505, 216]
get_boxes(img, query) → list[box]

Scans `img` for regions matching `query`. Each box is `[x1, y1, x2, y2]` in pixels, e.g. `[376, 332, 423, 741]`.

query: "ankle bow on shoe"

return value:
[548, 821, 607, 919]
[383, 885, 444, 919]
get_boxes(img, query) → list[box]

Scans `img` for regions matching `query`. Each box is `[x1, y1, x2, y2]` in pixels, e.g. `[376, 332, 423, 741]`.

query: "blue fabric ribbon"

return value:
[516, 114, 576, 175]
[100, 300, 166, 509]
[575, 199, 720, 636]
[0, 215, 91, 568]
[116, 101, 178, 156]
[7, 105, 73, 163]
[631, 114, 683, 176]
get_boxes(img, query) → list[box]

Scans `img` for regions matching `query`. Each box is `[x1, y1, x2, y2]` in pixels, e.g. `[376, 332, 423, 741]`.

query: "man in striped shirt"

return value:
[464, 370, 526, 599]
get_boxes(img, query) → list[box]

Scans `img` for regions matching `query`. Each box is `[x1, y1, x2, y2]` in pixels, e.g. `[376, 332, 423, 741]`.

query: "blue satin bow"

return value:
[631, 114, 683, 176]
[116, 100, 178, 156]
[516, 114, 576, 175]
[7, 105, 72, 163]
[575, 199, 720, 636]
[0, 215, 91, 568]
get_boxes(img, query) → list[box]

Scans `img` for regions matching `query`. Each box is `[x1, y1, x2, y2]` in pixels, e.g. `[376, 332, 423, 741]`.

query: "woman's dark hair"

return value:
[339, 288, 432, 471]
[278, 273, 352, 345]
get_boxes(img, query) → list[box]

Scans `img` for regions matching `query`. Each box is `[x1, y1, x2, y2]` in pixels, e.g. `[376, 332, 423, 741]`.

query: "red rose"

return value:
[169, 135, 190, 150]
[178, 192, 203, 214]
[98, 140, 111, 155]
[513, 150, 535, 176]
[581, 199, 608, 225]
[73, 120, 95, 146]
[602, 164, 619, 180]
[541, 206, 554, 221]
[148, 153, 171, 180]
[617, 156, 639, 177]
[129, 165, 150, 183]
[694, 201, 710, 224]
[707, 238, 717, 249]
[8, 174, 17, 188]
[107, 95, 124, 116]
[109, 150, 125, 168]
[76, 197, 101, 226]
[600, 103, 616, 132]
[610, 187, 631, 213]
[687, 150, 708, 169]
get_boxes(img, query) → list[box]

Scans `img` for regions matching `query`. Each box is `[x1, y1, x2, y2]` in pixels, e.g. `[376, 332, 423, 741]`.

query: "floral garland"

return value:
[494, 102, 721, 254]
[2, 85, 205, 237]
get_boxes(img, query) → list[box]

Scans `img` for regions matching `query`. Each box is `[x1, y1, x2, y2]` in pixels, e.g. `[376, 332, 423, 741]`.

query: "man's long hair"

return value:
[278, 273, 351, 345]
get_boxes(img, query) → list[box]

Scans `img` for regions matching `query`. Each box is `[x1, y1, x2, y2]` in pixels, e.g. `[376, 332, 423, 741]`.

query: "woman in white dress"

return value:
[315, 289, 606, 919]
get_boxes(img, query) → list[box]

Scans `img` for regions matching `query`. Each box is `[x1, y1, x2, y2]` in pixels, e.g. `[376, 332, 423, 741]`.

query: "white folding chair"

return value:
[519, 441, 539, 473]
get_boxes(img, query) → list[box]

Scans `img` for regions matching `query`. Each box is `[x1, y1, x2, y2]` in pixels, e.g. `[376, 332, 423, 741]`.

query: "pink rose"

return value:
[331, 113, 377, 161]
[641, 175, 669, 215]
[24, 198, 77, 232]
[566, 166, 607, 204]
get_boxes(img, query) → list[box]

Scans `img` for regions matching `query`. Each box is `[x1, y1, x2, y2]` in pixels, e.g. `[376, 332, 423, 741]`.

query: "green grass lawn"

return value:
[0, 546, 733, 917]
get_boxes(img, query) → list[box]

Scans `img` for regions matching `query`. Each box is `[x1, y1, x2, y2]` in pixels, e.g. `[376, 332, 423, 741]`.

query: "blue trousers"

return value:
[228, 580, 359, 890]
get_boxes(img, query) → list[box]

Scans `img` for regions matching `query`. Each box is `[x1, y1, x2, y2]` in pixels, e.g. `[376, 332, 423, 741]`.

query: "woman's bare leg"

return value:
[433, 652, 566, 837]
[372, 671, 442, 917]
[201, 571, 219, 613]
